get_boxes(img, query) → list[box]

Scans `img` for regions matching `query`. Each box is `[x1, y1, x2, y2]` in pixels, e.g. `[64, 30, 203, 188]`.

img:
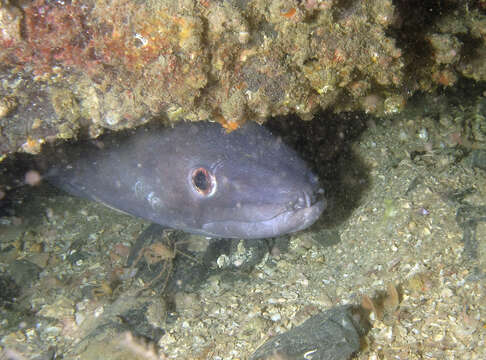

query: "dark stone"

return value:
[470, 149, 486, 171]
[251, 306, 362, 360]
[0, 274, 21, 309]
[9, 259, 42, 288]
[456, 204, 486, 259]
[118, 303, 165, 342]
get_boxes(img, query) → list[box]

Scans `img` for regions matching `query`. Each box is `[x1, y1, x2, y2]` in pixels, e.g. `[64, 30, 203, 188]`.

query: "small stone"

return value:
[0, 96, 17, 119]
[251, 306, 363, 360]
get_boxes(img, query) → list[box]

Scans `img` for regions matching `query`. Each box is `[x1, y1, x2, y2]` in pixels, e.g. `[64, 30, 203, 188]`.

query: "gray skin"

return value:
[46, 121, 325, 239]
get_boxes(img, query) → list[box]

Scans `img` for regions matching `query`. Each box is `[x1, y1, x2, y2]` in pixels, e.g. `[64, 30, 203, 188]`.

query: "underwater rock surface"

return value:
[1, 0, 486, 156]
[250, 306, 363, 360]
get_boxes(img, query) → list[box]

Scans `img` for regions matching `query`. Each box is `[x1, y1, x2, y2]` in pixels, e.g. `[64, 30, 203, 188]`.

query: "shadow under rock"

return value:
[267, 111, 371, 231]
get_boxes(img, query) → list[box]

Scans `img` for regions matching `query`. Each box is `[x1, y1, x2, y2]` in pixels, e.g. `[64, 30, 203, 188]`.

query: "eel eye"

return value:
[191, 167, 216, 196]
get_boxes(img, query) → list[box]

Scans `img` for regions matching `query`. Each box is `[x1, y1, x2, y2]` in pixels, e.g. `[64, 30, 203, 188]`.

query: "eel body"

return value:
[46, 121, 325, 239]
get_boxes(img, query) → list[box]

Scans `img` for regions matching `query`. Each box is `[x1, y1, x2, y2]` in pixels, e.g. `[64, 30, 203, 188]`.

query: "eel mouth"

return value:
[201, 198, 326, 239]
